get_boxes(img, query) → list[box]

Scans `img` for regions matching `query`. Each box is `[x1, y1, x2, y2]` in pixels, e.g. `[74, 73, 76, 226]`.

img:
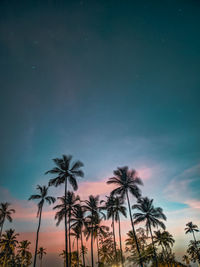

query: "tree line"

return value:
[0, 154, 200, 267]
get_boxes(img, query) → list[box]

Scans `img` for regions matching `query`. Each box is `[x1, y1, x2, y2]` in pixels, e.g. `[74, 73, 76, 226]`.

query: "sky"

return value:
[0, 0, 200, 266]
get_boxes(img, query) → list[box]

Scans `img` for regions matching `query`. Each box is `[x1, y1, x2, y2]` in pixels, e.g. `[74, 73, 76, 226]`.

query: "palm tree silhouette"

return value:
[29, 185, 56, 267]
[133, 197, 166, 267]
[0, 203, 15, 238]
[71, 225, 81, 267]
[182, 254, 190, 266]
[107, 166, 144, 267]
[18, 240, 32, 267]
[185, 222, 200, 261]
[154, 230, 174, 266]
[71, 204, 86, 267]
[37, 247, 47, 267]
[85, 213, 109, 266]
[187, 240, 200, 264]
[0, 229, 18, 265]
[83, 195, 102, 267]
[53, 191, 80, 265]
[112, 196, 127, 266]
[46, 154, 84, 267]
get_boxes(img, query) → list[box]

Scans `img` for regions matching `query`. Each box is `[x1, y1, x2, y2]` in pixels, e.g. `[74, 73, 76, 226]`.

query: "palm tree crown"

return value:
[46, 155, 84, 190]
[185, 222, 199, 234]
[132, 197, 167, 230]
[0, 202, 15, 237]
[107, 166, 143, 199]
[29, 185, 56, 216]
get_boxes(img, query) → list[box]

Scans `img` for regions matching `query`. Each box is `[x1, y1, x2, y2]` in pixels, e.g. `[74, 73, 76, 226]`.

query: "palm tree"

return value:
[187, 240, 200, 263]
[111, 196, 127, 266]
[182, 254, 190, 266]
[83, 195, 103, 267]
[0, 229, 18, 266]
[71, 205, 86, 267]
[29, 185, 56, 267]
[154, 230, 174, 267]
[18, 240, 32, 267]
[71, 226, 81, 267]
[185, 222, 200, 261]
[54, 192, 80, 265]
[132, 197, 167, 267]
[0, 203, 15, 238]
[100, 196, 118, 263]
[46, 154, 84, 267]
[107, 166, 144, 267]
[37, 247, 47, 267]
[85, 213, 109, 266]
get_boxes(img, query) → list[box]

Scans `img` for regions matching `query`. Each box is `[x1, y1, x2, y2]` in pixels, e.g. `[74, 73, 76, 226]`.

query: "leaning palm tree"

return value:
[132, 197, 167, 267]
[46, 154, 84, 267]
[18, 240, 32, 267]
[29, 185, 56, 267]
[53, 192, 80, 265]
[0, 203, 15, 238]
[0, 229, 18, 266]
[37, 247, 47, 267]
[71, 204, 86, 267]
[185, 222, 200, 261]
[107, 166, 144, 267]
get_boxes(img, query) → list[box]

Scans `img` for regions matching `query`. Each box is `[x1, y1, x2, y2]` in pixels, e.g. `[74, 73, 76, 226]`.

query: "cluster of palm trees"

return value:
[0, 154, 200, 267]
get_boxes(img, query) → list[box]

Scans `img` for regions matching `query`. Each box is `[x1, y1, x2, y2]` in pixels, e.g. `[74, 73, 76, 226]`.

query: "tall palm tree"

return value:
[37, 247, 47, 267]
[53, 192, 80, 265]
[71, 205, 86, 267]
[112, 196, 127, 266]
[83, 195, 103, 267]
[132, 197, 167, 267]
[185, 222, 200, 261]
[18, 240, 32, 267]
[0, 229, 18, 266]
[100, 196, 118, 263]
[0, 203, 15, 238]
[29, 185, 56, 267]
[107, 166, 144, 267]
[85, 213, 109, 266]
[71, 226, 80, 267]
[46, 154, 84, 267]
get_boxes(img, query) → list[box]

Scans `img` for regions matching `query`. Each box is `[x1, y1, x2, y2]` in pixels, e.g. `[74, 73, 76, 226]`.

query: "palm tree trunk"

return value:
[33, 205, 43, 267]
[65, 178, 69, 267]
[126, 191, 143, 267]
[148, 222, 158, 267]
[80, 231, 86, 267]
[118, 215, 124, 267]
[91, 228, 94, 267]
[112, 214, 117, 263]
[77, 237, 79, 267]
[97, 234, 100, 266]
[0, 217, 5, 239]
[69, 213, 72, 266]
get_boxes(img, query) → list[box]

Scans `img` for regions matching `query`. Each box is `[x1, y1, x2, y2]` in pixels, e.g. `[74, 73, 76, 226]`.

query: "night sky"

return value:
[0, 0, 200, 266]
